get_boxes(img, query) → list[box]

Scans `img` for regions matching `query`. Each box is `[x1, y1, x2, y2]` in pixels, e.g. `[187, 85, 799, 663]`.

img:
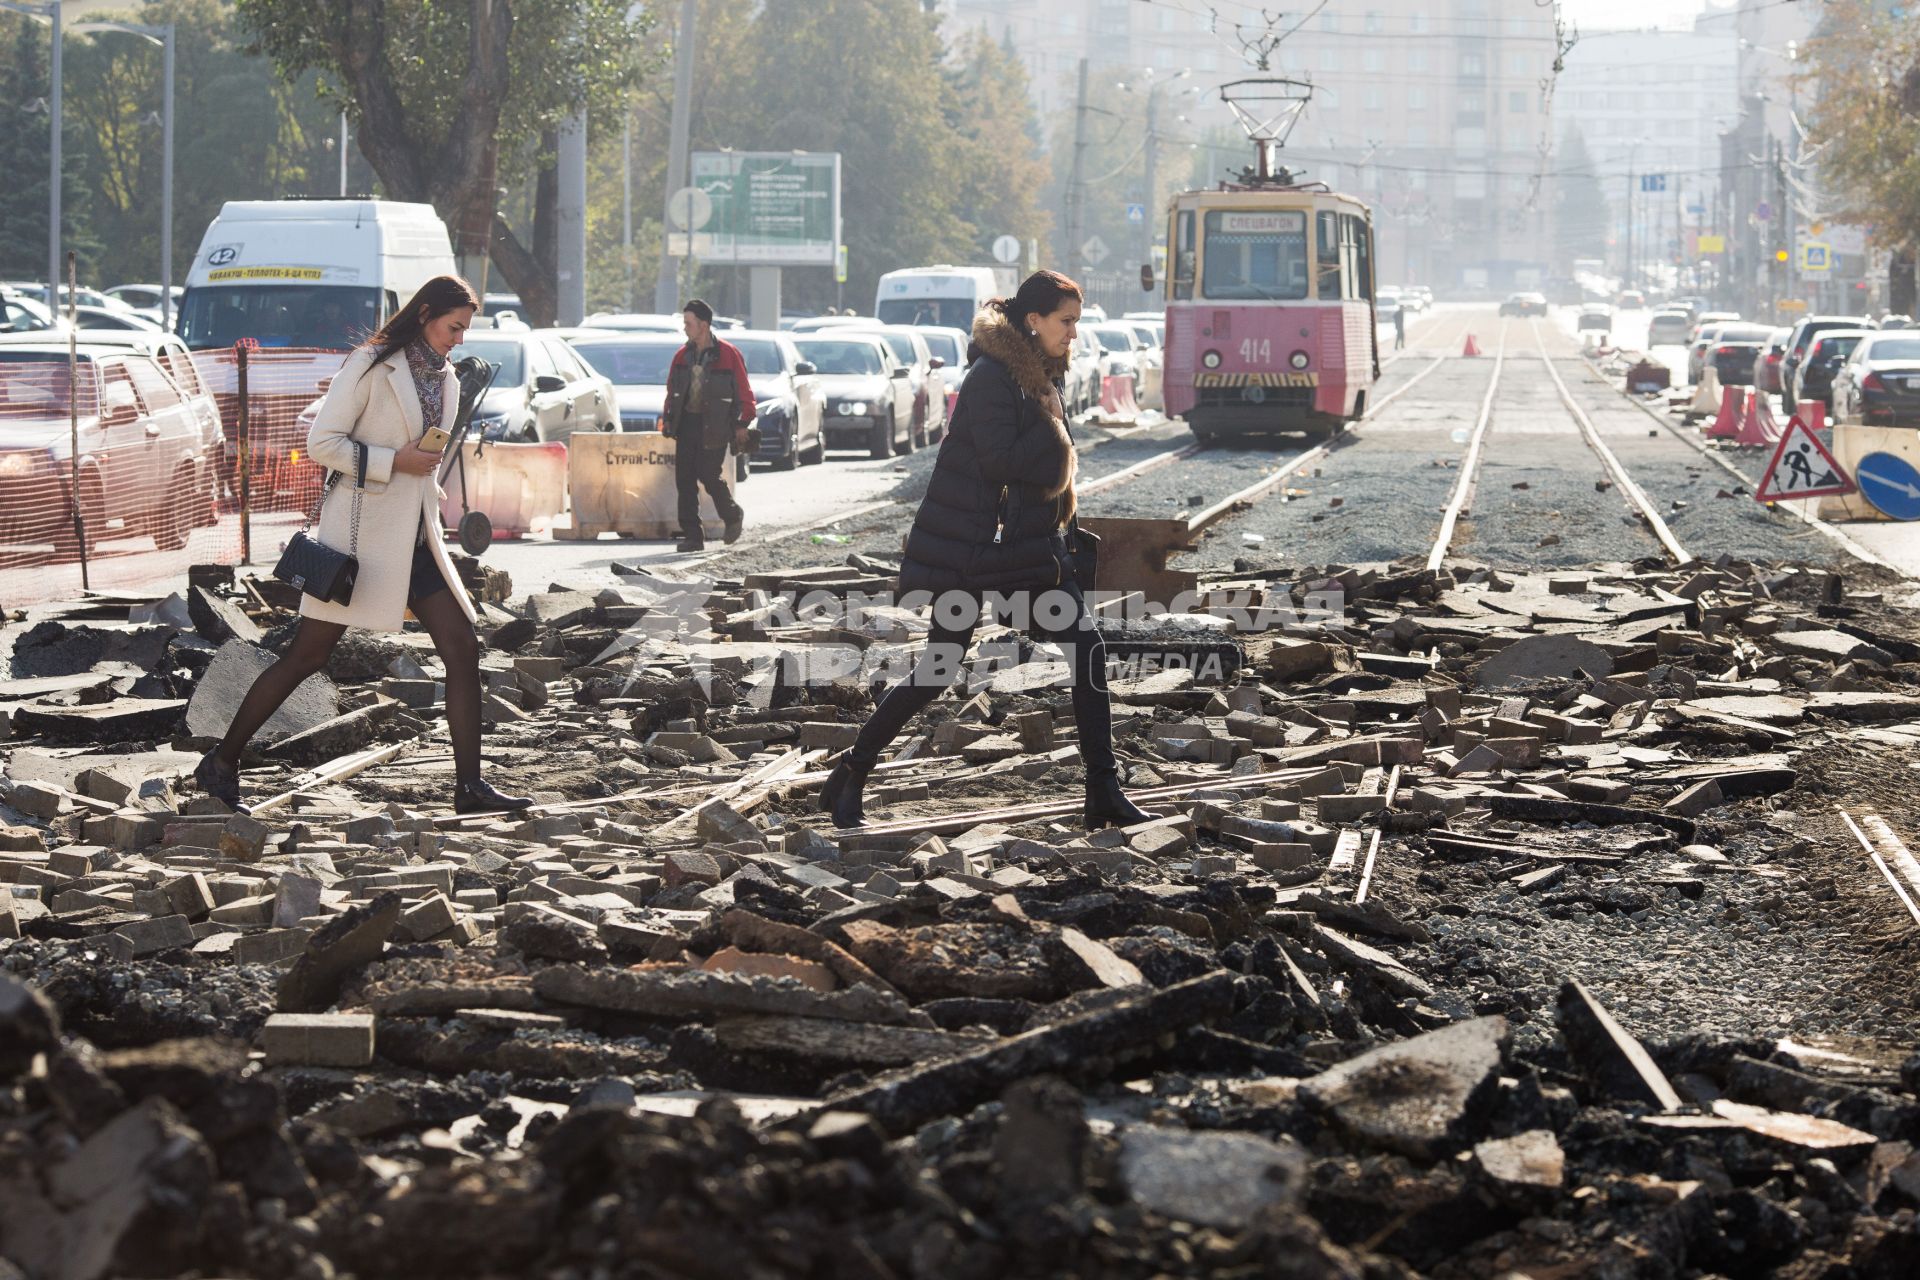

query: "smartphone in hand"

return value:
[419, 425, 453, 453]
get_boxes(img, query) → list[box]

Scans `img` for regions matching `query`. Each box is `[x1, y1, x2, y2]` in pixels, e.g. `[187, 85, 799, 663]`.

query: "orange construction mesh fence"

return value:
[0, 345, 347, 610]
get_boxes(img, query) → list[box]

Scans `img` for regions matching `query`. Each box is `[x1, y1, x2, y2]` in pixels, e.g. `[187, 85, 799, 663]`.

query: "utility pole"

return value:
[654, 0, 697, 314]
[622, 107, 634, 311]
[1777, 134, 1792, 311]
[1624, 163, 1633, 290]
[1065, 57, 1089, 270]
[1142, 84, 1157, 277]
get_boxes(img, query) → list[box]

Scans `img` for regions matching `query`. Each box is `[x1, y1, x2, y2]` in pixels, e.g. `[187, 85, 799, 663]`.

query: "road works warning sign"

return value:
[1753, 417, 1855, 503]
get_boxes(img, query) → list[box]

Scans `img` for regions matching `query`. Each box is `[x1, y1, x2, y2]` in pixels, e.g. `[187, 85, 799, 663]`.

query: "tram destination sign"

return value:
[1216, 211, 1306, 234]
[688, 151, 842, 267]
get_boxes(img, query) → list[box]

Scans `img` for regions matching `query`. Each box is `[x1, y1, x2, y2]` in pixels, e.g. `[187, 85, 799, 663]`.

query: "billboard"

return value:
[688, 151, 841, 267]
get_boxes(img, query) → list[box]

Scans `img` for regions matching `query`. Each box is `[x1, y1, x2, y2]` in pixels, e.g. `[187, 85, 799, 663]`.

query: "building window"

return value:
[1408, 86, 1427, 109]
[1363, 49, 1382, 73]
[1365, 10, 1383, 33]
[1411, 14, 1427, 33]
[1409, 50, 1427, 72]
[1320, 49, 1339, 72]
[1320, 12, 1338, 31]
[1407, 124, 1427, 146]
[1460, 52, 1485, 78]
[1365, 87, 1384, 110]
[1508, 53, 1529, 76]
[1508, 90, 1528, 114]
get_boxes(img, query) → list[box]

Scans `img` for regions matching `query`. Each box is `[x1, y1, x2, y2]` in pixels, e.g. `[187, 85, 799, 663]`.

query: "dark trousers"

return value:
[850, 582, 1117, 779]
[675, 439, 742, 542]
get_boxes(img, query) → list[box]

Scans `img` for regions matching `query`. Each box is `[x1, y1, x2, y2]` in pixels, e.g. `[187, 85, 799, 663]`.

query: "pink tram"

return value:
[1160, 81, 1381, 442]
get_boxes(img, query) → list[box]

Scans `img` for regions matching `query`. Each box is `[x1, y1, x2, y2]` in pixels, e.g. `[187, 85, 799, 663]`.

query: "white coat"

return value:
[299, 346, 475, 633]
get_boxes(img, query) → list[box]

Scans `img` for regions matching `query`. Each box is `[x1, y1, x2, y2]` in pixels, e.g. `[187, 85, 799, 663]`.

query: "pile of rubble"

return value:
[4, 549, 1920, 1278]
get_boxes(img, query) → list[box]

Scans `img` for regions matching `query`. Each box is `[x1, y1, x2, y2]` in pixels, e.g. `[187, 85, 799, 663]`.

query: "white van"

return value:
[874, 265, 1017, 331]
[177, 199, 455, 351]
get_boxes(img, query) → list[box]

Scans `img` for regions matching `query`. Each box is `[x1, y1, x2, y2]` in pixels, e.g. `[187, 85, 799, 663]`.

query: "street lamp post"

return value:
[70, 20, 174, 329]
[1, 1, 62, 311]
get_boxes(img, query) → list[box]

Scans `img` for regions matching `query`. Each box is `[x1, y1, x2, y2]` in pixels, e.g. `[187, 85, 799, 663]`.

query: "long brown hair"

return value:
[367, 275, 479, 363]
[989, 269, 1084, 335]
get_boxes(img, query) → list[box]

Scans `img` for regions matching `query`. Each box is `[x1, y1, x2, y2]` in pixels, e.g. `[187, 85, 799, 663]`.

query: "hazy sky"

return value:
[1558, 0, 1711, 31]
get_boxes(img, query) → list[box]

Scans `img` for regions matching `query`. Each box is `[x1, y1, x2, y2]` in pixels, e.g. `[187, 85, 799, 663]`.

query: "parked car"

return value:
[69, 305, 161, 332]
[105, 283, 181, 312]
[1576, 304, 1613, 333]
[1067, 329, 1103, 415]
[1687, 322, 1750, 385]
[1704, 324, 1775, 388]
[1783, 315, 1874, 410]
[571, 330, 823, 470]
[3, 283, 141, 318]
[1616, 290, 1646, 309]
[1752, 328, 1793, 395]
[0, 343, 217, 555]
[787, 316, 875, 334]
[1120, 319, 1165, 409]
[1, 287, 53, 335]
[1798, 330, 1873, 412]
[1498, 291, 1547, 317]
[844, 325, 945, 448]
[1648, 310, 1694, 346]
[1878, 314, 1914, 330]
[1087, 323, 1148, 401]
[911, 325, 971, 424]
[1833, 332, 1920, 426]
[449, 329, 618, 443]
[582, 313, 684, 334]
[793, 333, 913, 459]
[1376, 288, 1403, 323]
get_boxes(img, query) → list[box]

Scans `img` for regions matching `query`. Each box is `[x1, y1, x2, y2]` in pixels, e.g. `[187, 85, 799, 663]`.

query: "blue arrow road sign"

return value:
[1856, 452, 1920, 521]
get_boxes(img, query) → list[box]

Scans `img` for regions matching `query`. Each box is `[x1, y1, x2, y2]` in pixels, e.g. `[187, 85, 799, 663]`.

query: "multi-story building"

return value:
[937, 0, 1560, 291]
[1555, 16, 1739, 289]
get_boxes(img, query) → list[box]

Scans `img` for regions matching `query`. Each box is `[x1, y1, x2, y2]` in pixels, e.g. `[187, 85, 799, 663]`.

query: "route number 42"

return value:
[1238, 338, 1272, 364]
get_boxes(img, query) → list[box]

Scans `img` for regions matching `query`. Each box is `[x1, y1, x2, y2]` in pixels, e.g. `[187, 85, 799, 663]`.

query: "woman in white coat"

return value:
[195, 276, 531, 816]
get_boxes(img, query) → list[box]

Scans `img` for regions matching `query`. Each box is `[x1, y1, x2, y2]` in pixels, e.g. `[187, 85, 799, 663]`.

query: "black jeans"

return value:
[849, 582, 1116, 779]
[675, 439, 742, 541]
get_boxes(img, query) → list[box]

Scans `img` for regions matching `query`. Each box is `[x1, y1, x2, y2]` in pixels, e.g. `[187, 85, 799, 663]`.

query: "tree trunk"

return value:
[327, 0, 556, 322]
[1892, 248, 1917, 318]
[488, 133, 561, 327]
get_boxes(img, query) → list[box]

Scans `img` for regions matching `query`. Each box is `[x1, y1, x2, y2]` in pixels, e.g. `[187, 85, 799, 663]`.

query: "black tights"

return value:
[849, 583, 1117, 778]
[214, 588, 484, 783]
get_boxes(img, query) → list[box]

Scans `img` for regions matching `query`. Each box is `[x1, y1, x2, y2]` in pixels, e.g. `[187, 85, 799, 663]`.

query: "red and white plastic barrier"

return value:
[436, 440, 570, 539]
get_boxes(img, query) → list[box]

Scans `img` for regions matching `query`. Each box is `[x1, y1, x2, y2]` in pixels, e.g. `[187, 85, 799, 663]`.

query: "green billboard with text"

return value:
[689, 151, 841, 267]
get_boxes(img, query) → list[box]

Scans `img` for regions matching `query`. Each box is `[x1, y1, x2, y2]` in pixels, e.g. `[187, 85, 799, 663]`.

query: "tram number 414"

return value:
[1238, 338, 1272, 363]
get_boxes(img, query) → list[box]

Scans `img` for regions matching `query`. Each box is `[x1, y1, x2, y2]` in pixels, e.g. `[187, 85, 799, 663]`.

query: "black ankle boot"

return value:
[454, 777, 533, 816]
[819, 750, 877, 829]
[1085, 772, 1154, 830]
[195, 750, 242, 810]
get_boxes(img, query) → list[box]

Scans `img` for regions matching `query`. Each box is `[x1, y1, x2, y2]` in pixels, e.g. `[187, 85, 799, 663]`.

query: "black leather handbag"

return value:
[272, 442, 365, 606]
[1068, 516, 1100, 593]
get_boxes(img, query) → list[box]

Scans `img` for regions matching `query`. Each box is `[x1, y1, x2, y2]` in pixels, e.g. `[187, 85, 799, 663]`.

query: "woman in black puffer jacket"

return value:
[820, 270, 1153, 831]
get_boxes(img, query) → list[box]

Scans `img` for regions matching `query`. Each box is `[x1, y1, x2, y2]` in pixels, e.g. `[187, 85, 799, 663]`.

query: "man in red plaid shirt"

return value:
[661, 298, 754, 552]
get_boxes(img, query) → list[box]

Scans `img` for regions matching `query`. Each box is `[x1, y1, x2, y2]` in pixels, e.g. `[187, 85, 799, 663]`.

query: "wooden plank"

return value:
[1354, 829, 1382, 905]
[247, 741, 414, 815]
[1837, 809, 1920, 927]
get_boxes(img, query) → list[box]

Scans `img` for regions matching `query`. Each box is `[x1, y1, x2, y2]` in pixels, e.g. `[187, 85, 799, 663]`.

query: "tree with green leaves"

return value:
[60, 0, 341, 291]
[1554, 125, 1610, 269]
[0, 13, 98, 283]
[1799, 1, 1920, 312]
[233, 0, 655, 324]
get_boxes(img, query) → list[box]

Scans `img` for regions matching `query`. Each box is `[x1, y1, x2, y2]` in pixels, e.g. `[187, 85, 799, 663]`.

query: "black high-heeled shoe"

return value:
[194, 750, 242, 810]
[454, 778, 533, 816]
[1084, 772, 1154, 830]
[818, 750, 877, 829]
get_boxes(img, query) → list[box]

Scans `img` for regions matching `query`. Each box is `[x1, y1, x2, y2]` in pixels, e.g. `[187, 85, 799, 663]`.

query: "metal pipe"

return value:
[49, 0, 61, 311]
[66, 248, 84, 589]
[160, 24, 173, 330]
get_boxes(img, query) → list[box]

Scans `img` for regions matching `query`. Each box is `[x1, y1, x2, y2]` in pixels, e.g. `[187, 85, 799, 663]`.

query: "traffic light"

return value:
[1775, 249, 1789, 262]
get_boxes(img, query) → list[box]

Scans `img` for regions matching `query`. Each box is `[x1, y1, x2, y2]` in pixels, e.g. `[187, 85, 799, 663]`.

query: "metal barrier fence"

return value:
[0, 345, 345, 610]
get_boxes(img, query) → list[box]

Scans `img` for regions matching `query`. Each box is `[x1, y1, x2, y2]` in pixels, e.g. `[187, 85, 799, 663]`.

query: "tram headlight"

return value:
[1289, 350, 1311, 370]
[1201, 349, 1222, 369]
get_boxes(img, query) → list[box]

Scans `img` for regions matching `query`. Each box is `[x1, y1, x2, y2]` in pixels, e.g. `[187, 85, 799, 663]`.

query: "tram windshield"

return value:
[1200, 209, 1310, 301]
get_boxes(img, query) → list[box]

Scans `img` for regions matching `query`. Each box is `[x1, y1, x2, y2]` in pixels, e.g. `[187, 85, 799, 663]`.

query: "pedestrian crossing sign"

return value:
[1753, 417, 1855, 503]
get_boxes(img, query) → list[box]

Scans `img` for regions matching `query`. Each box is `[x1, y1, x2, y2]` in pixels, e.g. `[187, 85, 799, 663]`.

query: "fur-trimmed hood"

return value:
[970, 306, 1073, 404]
